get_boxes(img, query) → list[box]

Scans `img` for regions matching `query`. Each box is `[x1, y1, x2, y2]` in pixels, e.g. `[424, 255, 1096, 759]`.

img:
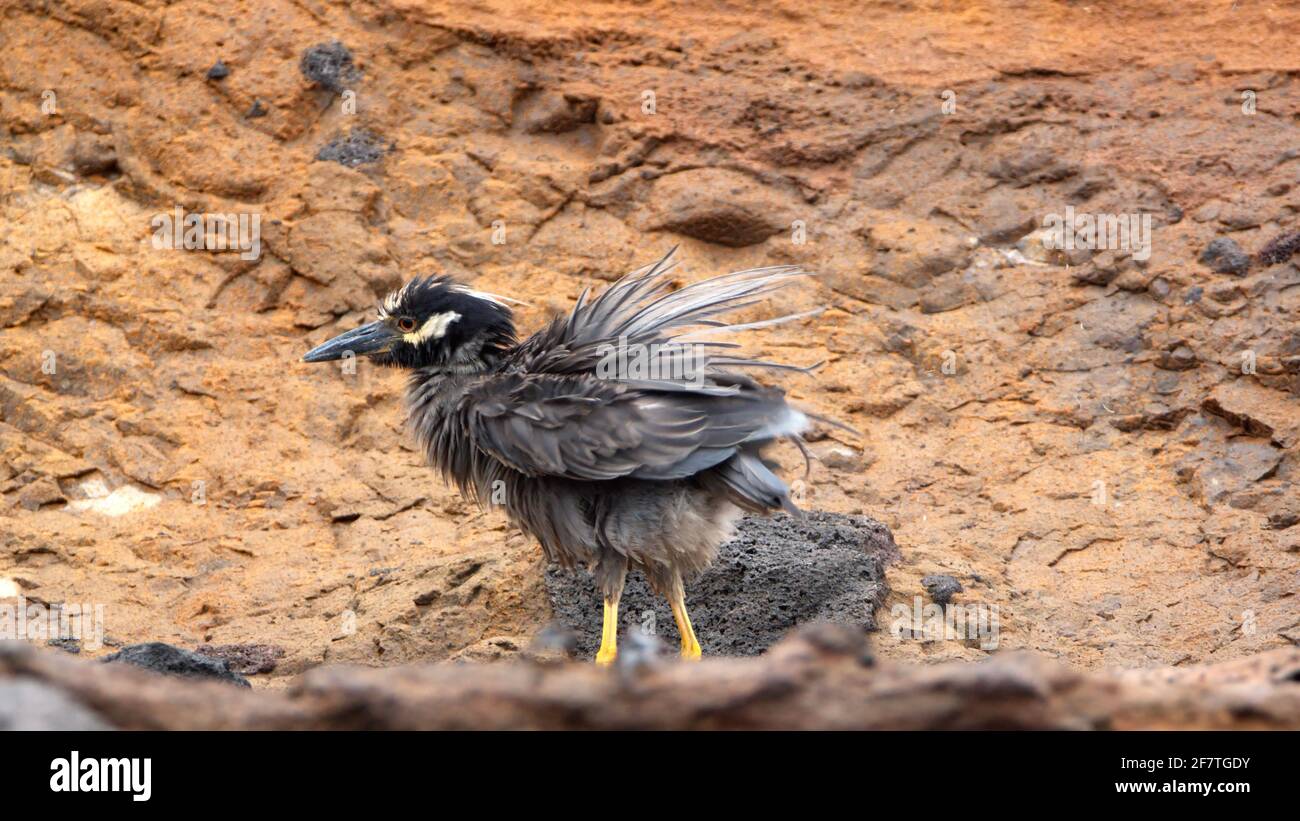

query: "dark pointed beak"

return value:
[302, 321, 394, 363]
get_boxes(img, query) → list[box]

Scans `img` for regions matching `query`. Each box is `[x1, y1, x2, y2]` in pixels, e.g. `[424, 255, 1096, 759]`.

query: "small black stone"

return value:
[1257, 231, 1300, 266]
[206, 60, 230, 81]
[245, 99, 268, 119]
[921, 573, 964, 605]
[1199, 237, 1250, 276]
[300, 41, 359, 93]
[46, 637, 81, 654]
[316, 128, 390, 167]
[101, 642, 251, 687]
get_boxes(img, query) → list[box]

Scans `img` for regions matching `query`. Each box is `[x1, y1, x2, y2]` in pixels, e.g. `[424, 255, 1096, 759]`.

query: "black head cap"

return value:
[302, 275, 517, 371]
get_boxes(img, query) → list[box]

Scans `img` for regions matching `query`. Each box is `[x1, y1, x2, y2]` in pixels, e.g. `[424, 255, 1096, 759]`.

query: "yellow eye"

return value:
[396, 317, 417, 333]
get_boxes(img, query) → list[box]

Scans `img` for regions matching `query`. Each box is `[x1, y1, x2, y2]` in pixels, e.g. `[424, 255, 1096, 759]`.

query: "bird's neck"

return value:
[405, 367, 477, 411]
[404, 366, 502, 502]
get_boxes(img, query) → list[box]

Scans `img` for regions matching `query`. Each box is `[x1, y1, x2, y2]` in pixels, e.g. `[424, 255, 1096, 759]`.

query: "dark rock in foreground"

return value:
[3, 634, 1298, 730]
[102, 642, 251, 688]
[545, 511, 898, 659]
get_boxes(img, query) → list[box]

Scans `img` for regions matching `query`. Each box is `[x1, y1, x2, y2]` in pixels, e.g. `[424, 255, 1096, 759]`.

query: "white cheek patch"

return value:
[404, 311, 461, 344]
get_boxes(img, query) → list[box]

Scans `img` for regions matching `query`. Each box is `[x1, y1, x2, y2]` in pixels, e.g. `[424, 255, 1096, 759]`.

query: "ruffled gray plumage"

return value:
[405, 248, 818, 598]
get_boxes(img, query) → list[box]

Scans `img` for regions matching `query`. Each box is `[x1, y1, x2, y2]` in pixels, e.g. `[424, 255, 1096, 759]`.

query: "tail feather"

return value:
[702, 448, 800, 516]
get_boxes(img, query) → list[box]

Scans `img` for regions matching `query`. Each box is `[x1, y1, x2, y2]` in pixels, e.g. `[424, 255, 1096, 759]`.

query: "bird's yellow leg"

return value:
[669, 594, 702, 661]
[594, 597, 619, 666]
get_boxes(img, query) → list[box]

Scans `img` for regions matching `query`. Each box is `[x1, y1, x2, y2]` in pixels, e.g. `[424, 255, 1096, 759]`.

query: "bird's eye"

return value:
[396, 317, 417, 333]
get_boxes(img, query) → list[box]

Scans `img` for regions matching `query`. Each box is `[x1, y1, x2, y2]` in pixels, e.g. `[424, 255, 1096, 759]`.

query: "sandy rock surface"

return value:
[1, 0, 1297, 702]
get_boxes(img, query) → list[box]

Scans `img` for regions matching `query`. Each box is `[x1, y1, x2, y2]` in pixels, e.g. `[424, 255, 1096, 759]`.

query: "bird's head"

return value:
[302, 276, 518, 371]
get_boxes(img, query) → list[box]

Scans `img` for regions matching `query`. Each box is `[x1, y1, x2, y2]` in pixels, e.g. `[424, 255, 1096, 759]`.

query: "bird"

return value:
[302, 250, 823, 664]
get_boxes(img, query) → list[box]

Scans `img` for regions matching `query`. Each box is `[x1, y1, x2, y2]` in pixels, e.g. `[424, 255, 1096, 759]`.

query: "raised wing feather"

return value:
[508, 248, 818, 379]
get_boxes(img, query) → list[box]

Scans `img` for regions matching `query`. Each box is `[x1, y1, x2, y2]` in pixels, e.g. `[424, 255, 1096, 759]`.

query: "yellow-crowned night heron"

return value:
[303, 251, 820, 664]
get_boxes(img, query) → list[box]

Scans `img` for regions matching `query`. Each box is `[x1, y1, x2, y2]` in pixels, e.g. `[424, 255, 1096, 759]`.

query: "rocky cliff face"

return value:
[1, 0, 1297, 705]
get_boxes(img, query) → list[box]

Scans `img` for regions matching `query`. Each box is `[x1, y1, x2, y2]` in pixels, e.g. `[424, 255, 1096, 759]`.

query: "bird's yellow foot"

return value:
[680, 638, 702, 662]
[670, 595, 703, 662]
[594, 596, 619, 666]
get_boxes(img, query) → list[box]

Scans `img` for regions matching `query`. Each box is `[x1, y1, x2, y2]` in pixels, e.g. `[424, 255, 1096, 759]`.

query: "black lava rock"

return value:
[1199, 237, 1250, 276]
[206, 60, 229, 81]
[46, 637, 81, 654]
[316, 128, 389, 167]
[299, 41, 358, 92]
[545, 511, 898, 659]
[245, 99, 268, 119]
[101, 642, 251, 688]
[921, 573, 964, 605]
[1257, 231, 1300, 266]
